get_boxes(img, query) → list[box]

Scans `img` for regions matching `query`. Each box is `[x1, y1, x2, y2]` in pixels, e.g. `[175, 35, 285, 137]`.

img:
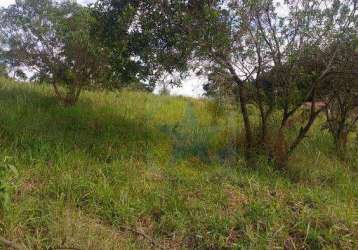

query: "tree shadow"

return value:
[0, 85, 241, 167]
[0, 86, 161, 164]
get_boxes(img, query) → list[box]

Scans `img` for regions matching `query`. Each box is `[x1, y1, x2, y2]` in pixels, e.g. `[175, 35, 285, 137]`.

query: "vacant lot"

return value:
[0, 79, 357, 249]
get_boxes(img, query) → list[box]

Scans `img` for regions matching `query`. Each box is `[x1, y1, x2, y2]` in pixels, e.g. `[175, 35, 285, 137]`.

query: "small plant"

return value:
[0, 156, 17, 212]
[0, 164, 9, 212]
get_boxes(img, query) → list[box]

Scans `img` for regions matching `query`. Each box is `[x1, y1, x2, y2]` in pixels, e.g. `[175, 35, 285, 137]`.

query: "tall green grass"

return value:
[0, 78, 357, 249]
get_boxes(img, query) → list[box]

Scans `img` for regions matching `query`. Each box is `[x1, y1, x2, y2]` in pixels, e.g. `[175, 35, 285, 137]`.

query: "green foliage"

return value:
[177, 0, 358, 166]
[0, 0, 113, 105]
[91, 0, 195, 90]
[323, 38, 358, 155]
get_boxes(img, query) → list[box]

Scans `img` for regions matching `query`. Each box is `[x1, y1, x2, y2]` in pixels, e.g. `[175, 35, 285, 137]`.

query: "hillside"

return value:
[0, 78, 357, 249]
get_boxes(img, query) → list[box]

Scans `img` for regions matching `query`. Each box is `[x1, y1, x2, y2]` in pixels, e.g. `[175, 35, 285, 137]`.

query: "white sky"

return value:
[0, 0, 14, 6]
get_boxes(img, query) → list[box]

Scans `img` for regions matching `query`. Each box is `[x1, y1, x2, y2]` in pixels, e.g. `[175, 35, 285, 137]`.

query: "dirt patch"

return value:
[50, 209, 130, 250]
[223, 184, 249, 213]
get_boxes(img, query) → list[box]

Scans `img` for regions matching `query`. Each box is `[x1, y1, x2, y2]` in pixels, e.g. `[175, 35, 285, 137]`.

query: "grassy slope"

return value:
[0, 78, 357, 249]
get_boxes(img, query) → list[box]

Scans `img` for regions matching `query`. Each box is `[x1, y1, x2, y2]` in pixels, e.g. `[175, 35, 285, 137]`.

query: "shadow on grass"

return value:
[0, 86, 162, 164]
[0, 84, 247, 167]
[0, 83, 58, 106]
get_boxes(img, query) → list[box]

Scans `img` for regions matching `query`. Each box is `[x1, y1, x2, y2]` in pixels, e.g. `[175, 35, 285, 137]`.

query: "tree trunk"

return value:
[236, 84, 254, 162]
[52, 81, 63, 101]
[259, 107, 273, 145]
[52, 81, 81, 106]
[335, 130, 348, 159]
[224, 61, 255, 163]
[272, 127, 289, 169]
[261, 114, 267, 144]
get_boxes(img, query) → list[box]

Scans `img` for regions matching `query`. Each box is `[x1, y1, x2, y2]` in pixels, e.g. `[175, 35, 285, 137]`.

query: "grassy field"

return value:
[0, 78, 357, 249]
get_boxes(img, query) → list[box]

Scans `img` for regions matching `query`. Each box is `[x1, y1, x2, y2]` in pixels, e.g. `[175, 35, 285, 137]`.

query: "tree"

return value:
[0, 0, 110, 105]
[90, 0, 194, 92]
[193, 0, 357, 167]
[324, 38, 358, 156]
